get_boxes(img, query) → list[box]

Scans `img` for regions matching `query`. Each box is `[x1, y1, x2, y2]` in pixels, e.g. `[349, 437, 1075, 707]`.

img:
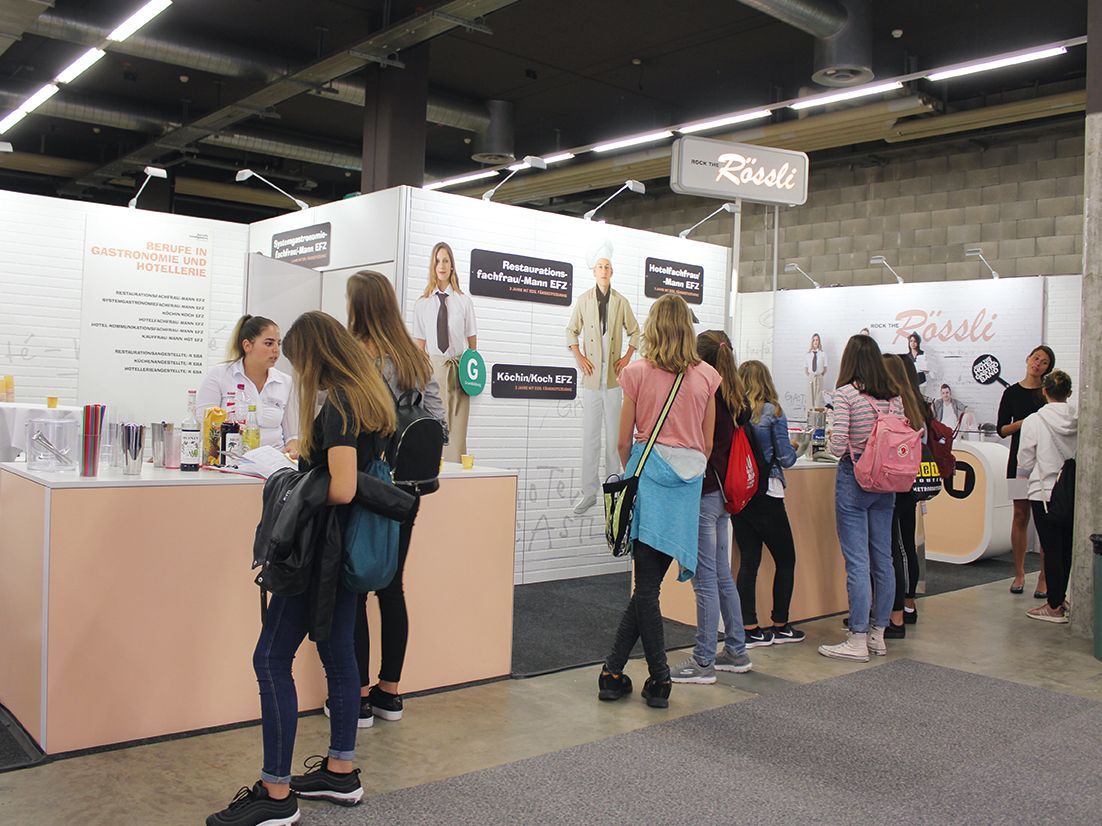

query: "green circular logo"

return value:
[458, 349, 486, 396]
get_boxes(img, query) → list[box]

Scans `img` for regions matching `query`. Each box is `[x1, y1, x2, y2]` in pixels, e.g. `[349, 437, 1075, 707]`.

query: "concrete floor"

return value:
[2, 575, 1099, 826]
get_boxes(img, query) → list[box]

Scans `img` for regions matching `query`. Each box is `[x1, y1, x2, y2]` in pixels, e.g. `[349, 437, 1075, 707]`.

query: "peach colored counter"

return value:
[0, 461, 517, 755]
[659, 460, 849, 626]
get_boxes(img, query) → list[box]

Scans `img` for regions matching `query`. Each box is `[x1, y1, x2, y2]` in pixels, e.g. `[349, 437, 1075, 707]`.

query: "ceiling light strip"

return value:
[107, 0, 174, 43]
[789, 81, 904, 111]
[927, 46, 1068, 82]
[677, 109, 774, 134]
[424, 169, 499, 190]
[591, 130, 674, 153]
[56, 48, 107, 84]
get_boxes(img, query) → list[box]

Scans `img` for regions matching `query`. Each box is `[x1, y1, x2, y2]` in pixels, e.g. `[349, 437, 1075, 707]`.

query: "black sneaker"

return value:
[367, 685, 403, 721]
[290, 756, 364, 807]
[323, 698, 373, 728]
[206, 781, 300, 826]
[641, 676, 671, 709]
[770, 624, 806, 644]
[884, 621, 906, 639]
[744, 627, 774, 648]
[597, 669, 633, 701]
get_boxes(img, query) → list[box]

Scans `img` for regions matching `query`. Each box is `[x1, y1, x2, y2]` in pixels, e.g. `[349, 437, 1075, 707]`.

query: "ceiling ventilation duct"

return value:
[737, 0, 873, 87]
[470, 100, 515, 164]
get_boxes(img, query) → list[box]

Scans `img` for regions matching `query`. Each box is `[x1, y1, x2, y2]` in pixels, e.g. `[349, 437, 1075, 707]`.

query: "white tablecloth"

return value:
[0, 403, 82, 461]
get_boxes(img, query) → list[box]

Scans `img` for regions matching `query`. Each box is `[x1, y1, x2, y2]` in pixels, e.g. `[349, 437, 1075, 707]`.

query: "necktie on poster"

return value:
[437, 292, 449, 354]
[812, 351, 818, 373]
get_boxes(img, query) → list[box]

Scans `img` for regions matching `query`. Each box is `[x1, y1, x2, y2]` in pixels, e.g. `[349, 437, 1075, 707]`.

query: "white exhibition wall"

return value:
[0, 190, 249, 422]
[735, 273, 1083, 431]
[249, 187, 732, 583]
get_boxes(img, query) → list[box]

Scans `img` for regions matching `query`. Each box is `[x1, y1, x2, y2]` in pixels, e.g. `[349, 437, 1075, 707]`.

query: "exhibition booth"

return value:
[0, 172, 1083, 754]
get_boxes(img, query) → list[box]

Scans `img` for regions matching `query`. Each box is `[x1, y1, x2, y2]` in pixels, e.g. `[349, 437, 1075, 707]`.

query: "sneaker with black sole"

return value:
[290, 756, 364, 807]
[206, 781, 300, 826]
[323, 698, 373, 728]
[641, 676, 672, 708]
[770, 624, 806, 644]
[670, 657, 716, 684]
[714, 648, 753, 673]
[744, 627, 774, 648]
[597, 669, 633, 701]
[902, 606, 918, 625]
[367, 686, 403, 721]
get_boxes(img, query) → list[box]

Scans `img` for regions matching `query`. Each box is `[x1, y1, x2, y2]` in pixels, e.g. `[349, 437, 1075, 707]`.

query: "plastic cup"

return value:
[461, 454, 475, 469]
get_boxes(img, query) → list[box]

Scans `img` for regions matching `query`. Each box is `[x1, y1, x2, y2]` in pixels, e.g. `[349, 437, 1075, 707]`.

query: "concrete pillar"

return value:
[361, 43, 429, 192]
[1070, 4, 1102, 639]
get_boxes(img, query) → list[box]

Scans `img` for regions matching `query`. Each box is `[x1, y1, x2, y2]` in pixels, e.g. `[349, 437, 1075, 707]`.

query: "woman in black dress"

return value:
[997, 345, 1055, 597]
[905, 333, 926, 387]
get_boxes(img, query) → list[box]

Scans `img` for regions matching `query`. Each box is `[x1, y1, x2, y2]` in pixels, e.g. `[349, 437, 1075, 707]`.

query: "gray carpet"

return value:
[308, 660, 1102, 825]
[512, 571, 696, 676]
[925, 552, 1042, 596]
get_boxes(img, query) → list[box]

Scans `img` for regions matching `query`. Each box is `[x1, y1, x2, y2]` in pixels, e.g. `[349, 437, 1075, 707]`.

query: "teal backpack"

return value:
[342, 458, 401, 593]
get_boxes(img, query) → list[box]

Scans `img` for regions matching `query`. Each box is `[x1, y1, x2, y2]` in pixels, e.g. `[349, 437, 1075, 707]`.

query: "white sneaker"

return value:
[818, 632, 869, 662]
[867, 626, 887, 656]
[572, 494, 597, 515]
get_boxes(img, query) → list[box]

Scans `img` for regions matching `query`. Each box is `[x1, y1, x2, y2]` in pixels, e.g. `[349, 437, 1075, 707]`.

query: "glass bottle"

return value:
[181, 390, 201, 472]
[242, 404, 261, 452]
[220, 395, 241, 465]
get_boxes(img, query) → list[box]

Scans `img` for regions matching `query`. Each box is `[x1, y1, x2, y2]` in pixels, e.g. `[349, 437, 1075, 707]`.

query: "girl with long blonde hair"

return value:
[599, 295, 721, 709]
[210, 311, 395, 824]
[411, 241, 478, 462]
[668, 331, 754, 686]
[731, 359, 802, 648]
[345, 271, 447, 725]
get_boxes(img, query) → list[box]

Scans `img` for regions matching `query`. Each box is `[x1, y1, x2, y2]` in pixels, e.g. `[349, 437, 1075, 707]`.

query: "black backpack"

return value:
[386, 388, 445, 494]
[1046, 457, 1076, 527]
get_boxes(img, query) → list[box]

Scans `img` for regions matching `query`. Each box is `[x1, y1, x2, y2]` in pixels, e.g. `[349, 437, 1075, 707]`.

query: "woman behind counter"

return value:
[196, 314, 299, 457]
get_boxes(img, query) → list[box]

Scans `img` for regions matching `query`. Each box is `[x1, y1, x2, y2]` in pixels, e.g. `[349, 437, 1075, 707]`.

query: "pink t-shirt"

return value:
[618, 359, 722, 454]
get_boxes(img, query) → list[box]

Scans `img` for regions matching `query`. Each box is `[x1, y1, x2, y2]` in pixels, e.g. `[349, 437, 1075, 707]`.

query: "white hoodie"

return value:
[1017, 402, 1077, 502]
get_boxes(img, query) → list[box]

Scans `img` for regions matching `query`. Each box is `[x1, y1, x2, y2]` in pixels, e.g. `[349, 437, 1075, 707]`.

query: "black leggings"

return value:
[732, 494, 797, 626]
[1031, 501, 1073, 610]
[892, 492, 919, 612]
[605, 540, 674, 681]
[353, 494, 421, 687]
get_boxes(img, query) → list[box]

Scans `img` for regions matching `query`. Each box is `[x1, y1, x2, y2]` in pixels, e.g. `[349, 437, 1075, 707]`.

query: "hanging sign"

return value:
[491, 364, 577, 400]
[271, 222, 331, 268]
[644, 257, 704, 304]
[469, 249, 573, 306]
[670, 136, 809, 205]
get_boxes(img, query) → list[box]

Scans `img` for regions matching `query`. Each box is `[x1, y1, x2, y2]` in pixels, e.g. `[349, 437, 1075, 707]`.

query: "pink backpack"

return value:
[854, 395, 921, 493]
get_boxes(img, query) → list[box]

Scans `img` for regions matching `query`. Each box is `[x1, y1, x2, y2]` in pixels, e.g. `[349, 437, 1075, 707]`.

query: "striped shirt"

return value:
[829, 384, 904, 458]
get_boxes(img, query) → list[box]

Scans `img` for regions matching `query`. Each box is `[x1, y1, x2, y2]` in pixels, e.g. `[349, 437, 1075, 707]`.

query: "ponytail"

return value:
[225, 314, 277, 362]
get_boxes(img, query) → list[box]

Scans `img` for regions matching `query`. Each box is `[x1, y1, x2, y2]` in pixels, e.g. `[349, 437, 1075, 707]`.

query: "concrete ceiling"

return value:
[0, 0, 1089, 222]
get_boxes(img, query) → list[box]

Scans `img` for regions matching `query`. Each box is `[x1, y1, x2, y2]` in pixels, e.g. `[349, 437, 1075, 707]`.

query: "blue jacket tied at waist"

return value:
[625, 441, 703, 581]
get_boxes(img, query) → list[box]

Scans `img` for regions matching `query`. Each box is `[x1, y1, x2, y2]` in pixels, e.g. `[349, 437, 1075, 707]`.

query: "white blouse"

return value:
[196, 360, 299, 449]
[412, 285, 478, 359]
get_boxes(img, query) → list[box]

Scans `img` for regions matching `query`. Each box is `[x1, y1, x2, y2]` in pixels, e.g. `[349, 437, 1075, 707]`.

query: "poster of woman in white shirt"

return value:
[805, 333, 827, 409]
[412, 241, 478, 463]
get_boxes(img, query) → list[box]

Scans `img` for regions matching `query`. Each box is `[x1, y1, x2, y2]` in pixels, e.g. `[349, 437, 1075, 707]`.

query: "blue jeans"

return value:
[835, 456, 895, 634]
[253, 584, 360, 783]
[692, 491, 747, 663]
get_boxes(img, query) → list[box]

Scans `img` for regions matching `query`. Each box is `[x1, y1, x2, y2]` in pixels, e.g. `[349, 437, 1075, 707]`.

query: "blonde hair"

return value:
[809, 332, 821, 352]
[282, 311, 396, 462]
[883, 354, 925, 430]
[225, 314, 277, 362]
[421, 241, 462, 298]
[697, 330, 746, 417]
[642, 295, 700, 374]
[347, 271, 432, 394]
[738, 360, 784, 423]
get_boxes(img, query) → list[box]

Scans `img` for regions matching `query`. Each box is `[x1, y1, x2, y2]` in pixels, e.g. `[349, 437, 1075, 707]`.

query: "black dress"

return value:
[996, 382, 1045, 479]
